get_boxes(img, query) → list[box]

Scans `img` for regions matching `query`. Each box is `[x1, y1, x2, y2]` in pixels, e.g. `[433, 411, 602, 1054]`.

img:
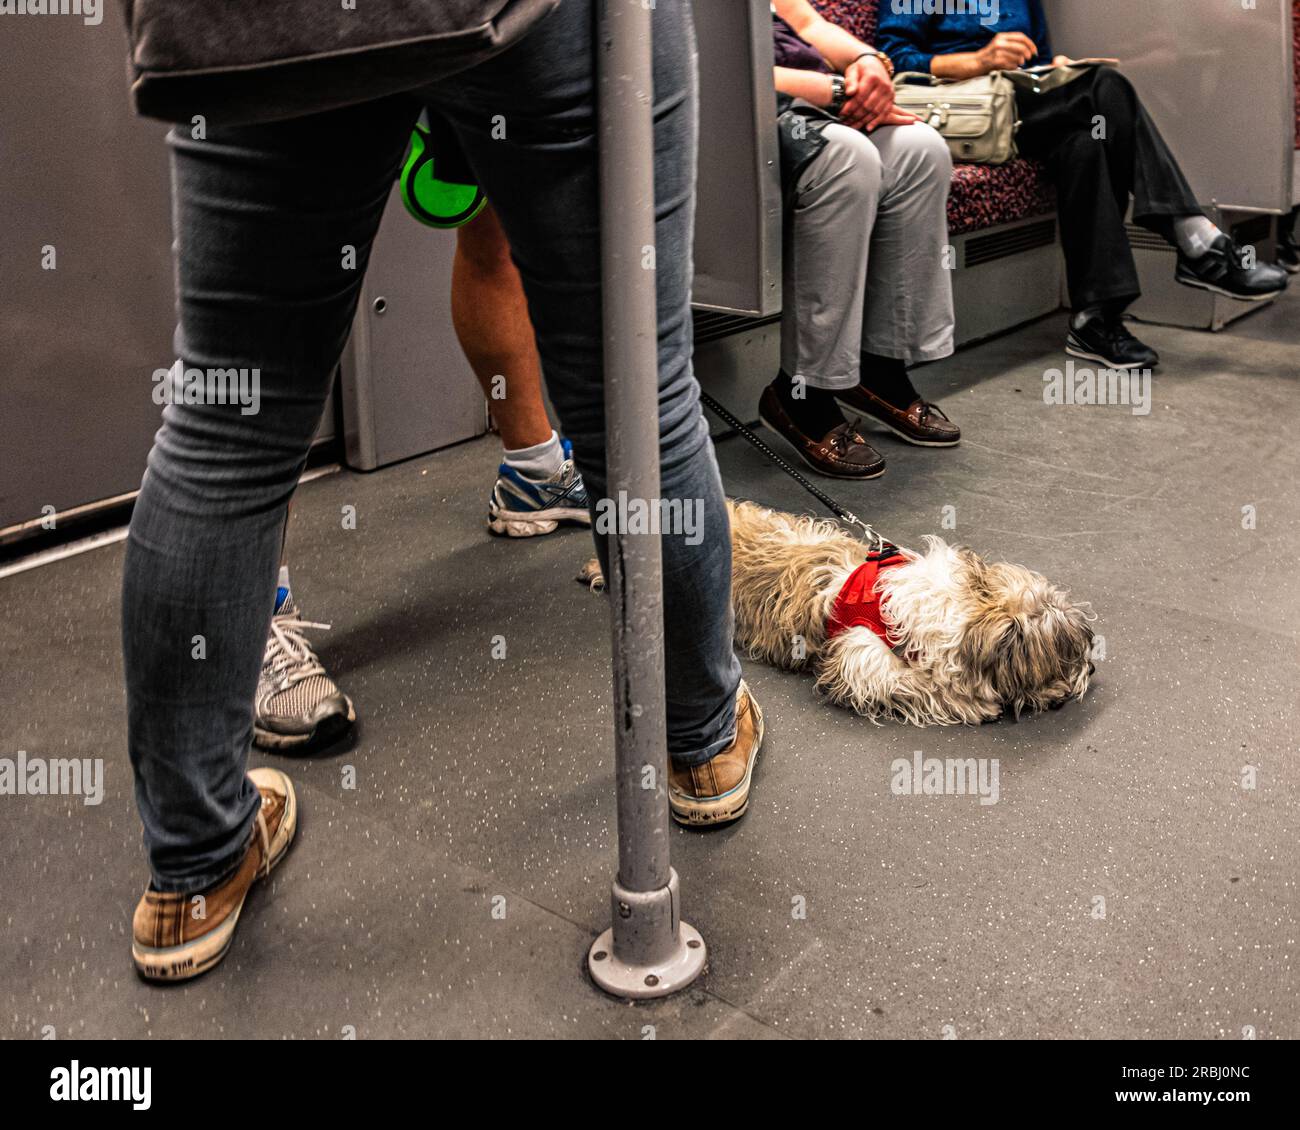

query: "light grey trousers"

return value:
[781, 121, 955, 390]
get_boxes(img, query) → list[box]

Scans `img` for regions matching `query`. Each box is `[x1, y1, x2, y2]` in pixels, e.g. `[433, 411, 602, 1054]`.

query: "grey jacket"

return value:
[119, 0, 560, 124]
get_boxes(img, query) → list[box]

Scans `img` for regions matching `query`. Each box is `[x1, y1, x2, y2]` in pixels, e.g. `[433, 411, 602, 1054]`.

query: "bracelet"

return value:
[852, 49, 894, 78]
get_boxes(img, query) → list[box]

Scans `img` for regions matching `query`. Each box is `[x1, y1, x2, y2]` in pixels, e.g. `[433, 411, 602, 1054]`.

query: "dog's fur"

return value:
[580, 499, 1095, 726]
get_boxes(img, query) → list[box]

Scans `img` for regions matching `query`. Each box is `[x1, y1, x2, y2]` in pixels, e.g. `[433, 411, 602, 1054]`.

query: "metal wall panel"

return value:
[339, 187, 488, 471]
[1042, 0, 1294, 214]
[692, 0, 784, 316]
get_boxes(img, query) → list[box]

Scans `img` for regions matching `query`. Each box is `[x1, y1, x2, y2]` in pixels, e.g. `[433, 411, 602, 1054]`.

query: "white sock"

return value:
[1173, 215, 1221, 258]
[504, 430, 564, 479]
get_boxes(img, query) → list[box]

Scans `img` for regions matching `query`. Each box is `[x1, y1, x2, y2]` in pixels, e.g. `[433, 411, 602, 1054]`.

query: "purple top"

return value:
[772, 13, 831, 74]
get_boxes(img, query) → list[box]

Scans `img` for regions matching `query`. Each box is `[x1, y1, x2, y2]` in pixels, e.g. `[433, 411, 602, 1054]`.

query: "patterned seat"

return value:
[811, 0, 1057, 235]
[1293, 0, 1299, 148]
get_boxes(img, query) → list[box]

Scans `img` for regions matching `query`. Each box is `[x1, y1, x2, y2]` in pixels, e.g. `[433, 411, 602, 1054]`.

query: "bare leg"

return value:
[452, 204, 553, 450]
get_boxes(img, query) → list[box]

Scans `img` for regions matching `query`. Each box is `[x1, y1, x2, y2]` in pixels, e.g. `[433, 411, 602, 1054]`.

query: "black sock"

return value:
[773, 370, 845, 437]
[859, 352, 919, 411]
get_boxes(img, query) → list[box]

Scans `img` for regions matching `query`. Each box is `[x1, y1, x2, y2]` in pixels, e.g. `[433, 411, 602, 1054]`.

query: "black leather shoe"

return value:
[1065, 316, 1158, 370]
[1276, 229, 1300, 275]
[1175, 234, 1289, 301]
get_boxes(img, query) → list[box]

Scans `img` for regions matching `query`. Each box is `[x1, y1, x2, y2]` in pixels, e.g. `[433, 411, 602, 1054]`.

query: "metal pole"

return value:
[587, 0, 706, 1000]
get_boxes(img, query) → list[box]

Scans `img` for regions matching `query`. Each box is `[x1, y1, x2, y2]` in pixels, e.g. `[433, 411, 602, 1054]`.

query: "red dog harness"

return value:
[826, 543, 907, 645]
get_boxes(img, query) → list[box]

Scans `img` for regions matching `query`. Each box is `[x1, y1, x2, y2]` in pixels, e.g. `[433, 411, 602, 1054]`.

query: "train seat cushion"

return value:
[1293, 0, 1299, 148]
[810, 0, 1056, 234]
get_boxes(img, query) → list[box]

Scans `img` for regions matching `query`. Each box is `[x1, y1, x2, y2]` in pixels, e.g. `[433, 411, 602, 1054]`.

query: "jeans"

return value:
[122, 0, 742, 893]
[781, 121, 955, 387]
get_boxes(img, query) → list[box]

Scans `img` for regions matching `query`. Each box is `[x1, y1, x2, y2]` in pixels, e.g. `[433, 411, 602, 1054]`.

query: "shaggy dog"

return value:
[580, 500, 1095, 726]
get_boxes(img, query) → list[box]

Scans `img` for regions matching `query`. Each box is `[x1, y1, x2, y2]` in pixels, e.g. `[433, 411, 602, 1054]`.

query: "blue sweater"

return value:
[874, 0, 1053, 76]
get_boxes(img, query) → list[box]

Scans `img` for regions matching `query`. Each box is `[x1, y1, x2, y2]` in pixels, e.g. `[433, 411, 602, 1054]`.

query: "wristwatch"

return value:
[828, 74, 846, 113]
[854, 48, 894, 79]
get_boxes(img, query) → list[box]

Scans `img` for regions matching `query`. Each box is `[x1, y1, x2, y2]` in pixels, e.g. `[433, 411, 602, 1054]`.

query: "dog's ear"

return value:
[814, 626, 985, 726]
[967, 577, 1095, 718]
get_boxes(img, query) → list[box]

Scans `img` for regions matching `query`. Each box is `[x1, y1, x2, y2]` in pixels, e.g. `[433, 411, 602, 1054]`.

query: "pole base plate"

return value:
[588, 922, 706, 1000]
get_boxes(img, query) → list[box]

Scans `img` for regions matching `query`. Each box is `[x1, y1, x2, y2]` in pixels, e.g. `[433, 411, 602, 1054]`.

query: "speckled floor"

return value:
[2, 297, 1297, 1039]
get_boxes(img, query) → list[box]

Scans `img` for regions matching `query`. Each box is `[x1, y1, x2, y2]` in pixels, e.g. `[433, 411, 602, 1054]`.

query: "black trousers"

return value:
[1015, 67, 1202, 310]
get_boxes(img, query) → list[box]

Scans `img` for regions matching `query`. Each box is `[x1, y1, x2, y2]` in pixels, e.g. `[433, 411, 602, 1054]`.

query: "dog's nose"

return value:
[1088, 662, 1096, 677]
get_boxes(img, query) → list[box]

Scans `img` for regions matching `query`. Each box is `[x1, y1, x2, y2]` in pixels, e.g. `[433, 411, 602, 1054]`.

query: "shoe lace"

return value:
[255, 805, 273, 877]
[1106, 322, 1141, 348]
[828, 421, 868, 452]
[264, 614, 331, 685]
[546, 458, 586, 503]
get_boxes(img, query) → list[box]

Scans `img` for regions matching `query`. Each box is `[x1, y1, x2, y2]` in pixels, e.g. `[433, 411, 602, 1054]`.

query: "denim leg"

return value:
[124, 99, 418, 892]
[424, 0, 742, 765]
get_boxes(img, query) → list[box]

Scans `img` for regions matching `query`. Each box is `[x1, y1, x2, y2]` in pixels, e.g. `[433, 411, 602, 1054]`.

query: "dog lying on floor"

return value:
[578, 499, 1095, 726]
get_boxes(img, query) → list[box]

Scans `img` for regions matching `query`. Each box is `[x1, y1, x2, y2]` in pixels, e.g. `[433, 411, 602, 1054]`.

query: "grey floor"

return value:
[3, 298, 1298, 1040]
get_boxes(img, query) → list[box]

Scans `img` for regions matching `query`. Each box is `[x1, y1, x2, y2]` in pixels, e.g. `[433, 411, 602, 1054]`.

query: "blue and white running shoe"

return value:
[488, 438, 592, 538]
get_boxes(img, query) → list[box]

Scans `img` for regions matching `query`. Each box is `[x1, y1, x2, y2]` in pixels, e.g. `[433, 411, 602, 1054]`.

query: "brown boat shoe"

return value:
[669, 680, 765, 827]
[132, 767, 298, 982]
[758, 383, 886, 479]
[835, 385, 961, 447]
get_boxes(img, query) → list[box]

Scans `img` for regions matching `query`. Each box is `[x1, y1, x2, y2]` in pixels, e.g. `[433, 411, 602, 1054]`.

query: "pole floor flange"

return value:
[588, 868, 707, 1000]
[588, 921, 706, 1000]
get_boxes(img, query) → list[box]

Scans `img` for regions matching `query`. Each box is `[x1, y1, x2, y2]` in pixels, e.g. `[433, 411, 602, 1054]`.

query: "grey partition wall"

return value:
[0, 19, 173, 535]
[339, 182, 488, 471]
[692, 0, 784, 317]
[1043, 0, 1294, 214]
[0, 19, 342, 541]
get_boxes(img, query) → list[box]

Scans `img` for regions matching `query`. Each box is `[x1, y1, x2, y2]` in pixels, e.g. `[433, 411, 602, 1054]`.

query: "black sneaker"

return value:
[1065, 316, 1159, 370]
[1276, 229, 1300, 275]
[1175, 233, 1289, 301]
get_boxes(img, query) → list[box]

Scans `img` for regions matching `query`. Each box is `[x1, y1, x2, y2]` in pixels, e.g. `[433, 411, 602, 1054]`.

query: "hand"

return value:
[1052, 54, 1073, 67]
[865, 107, 920, 132]
[975, 32, 1038, 72]
[841, 54, 894, 131]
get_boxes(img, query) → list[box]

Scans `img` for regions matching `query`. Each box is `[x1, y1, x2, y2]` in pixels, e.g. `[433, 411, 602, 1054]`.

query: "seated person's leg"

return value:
[759, 123, 889, 479]
[1086, 68, 1287, 303]
[837, 121, 960, 448]
[1278, 205, 1300, 274]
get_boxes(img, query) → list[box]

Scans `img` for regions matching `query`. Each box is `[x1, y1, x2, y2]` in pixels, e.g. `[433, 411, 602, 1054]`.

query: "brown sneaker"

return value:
[669, 681, 764, 827]
[132, 767, 298, 982]
[835, 385, 960, 447]
[758, 383, 886, 479]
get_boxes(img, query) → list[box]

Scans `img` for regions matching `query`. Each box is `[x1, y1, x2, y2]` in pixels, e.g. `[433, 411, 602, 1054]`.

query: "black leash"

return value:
[697, 389, 883, 548]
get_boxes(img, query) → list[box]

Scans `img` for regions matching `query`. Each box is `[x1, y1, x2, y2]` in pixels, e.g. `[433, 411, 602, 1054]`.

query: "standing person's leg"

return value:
[425, 0, 756, 824]
[125, 97, 419, 979]
[836, 121, 961, 448]
[759, 123, 889, 479]
[452, 205, 592, 537]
